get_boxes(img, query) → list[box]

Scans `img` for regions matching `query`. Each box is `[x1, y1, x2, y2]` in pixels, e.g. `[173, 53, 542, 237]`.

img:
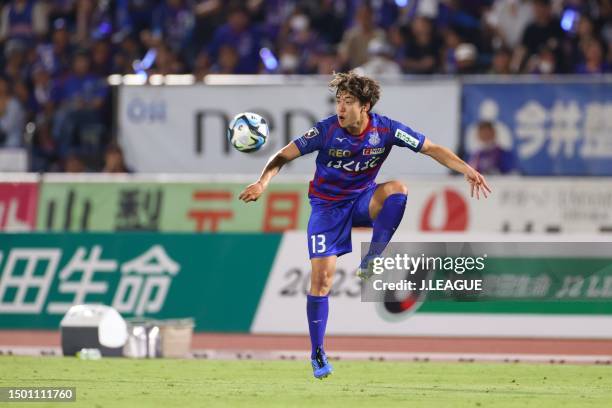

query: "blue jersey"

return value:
[293, 113, 426, 201]
[8, 0, 35, 42]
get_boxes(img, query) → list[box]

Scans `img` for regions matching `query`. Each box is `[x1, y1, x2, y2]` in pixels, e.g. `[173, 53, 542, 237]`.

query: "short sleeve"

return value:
[293, 122, 325, 155]
[390, 119, 426, 152]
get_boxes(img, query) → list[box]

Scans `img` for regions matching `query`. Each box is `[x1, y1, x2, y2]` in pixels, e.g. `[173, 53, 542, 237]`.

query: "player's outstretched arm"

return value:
[239, 142, 301, 203]
[420, 139, 492, 199]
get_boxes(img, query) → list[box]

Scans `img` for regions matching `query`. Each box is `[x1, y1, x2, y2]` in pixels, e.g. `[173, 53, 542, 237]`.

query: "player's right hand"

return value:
[239, 181, 265, 203]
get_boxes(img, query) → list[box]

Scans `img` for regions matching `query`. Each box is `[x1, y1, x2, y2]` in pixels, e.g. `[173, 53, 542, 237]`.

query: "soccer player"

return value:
[239, 71, 491, 379]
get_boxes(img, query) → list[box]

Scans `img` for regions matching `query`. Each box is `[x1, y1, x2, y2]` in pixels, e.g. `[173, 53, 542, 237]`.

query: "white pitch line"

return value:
[0, 346, 62, 356]
[1, 346, 611, 365]
[189, 349, 612, 365]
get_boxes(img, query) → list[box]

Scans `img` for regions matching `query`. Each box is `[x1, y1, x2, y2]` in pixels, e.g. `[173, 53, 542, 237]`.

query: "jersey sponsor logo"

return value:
[335, 137, 347, 142]
[368, 129, 381, 146]
[328, 148, 352, 158]
[395, 128, 420, 148]
[326, 156, 381, 172]
[363, 147, 385, 155]
[304, 127, 319, 139]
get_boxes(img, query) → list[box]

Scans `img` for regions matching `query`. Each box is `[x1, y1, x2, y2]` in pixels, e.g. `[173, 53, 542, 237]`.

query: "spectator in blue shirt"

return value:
[0, 76, 25, 148]
[151, 0, 194, 54]
[209, 44, 240, 74]
[207, 5, 261, 74]
[468, 121, 515, 175]
[51, 49, 108, 159]
[576, 39, 610, 74]
[0, 0, 48, 48]
[36, 19, 73, 78]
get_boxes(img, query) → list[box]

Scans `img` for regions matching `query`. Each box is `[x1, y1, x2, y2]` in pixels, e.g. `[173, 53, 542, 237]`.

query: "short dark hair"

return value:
[478, 120, 495, 131]
[329, 71, 381, 112]
[533, 0, 551, 7]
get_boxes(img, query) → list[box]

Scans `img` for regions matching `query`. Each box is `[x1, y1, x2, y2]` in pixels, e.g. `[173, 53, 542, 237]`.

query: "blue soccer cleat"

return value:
[311, 347, 333, 379]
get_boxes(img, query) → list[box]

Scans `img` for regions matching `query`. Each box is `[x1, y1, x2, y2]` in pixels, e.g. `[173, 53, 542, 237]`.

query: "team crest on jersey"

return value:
[368, 130, 381, 146]
[304, 127, 319, 139]
[363, 147, 385, 155]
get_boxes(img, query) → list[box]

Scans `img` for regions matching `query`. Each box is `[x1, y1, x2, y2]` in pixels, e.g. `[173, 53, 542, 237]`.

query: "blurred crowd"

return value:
[0, 0, 610, 172]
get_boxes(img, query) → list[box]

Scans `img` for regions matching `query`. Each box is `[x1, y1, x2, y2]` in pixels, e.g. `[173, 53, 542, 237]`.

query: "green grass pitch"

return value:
[1, 356, 611, 407]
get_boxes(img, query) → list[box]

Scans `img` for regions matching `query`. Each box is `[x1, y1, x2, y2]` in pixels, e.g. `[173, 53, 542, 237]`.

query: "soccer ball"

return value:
[227, 112, 269, 153]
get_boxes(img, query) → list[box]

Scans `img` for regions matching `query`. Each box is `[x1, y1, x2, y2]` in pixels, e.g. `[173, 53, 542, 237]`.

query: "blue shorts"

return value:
[307, 184, 377, 258]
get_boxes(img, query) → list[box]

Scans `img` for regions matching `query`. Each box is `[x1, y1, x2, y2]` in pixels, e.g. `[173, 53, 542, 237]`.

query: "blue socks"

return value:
[372, 193, 407, 245]
[361, 193, 407, 268]
[307, 294, 329, 359]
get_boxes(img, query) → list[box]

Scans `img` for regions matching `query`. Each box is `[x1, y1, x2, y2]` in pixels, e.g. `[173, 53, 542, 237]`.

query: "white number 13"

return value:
[310, 234, 326, 254]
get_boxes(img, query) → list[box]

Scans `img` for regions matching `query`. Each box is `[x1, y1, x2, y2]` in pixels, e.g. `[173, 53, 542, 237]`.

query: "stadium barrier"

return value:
[117, 78, 458, 175]
[1, 174, 611, 234]
[1, 230, 611, 338]
[0, 232, 278, 332]
[462, 78, 612, 176]
[115, 76, 612, 176]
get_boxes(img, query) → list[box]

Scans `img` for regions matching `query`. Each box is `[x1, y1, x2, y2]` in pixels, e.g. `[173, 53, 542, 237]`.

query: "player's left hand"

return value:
[465, 168, 491, 200]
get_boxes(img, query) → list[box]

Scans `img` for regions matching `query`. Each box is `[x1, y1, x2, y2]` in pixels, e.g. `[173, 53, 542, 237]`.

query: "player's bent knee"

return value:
[387, 180, 408, 196]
